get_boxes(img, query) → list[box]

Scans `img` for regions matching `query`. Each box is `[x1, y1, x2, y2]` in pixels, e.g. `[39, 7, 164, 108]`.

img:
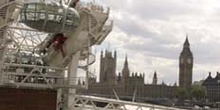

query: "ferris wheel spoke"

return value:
[7, 23, 48, 52]
[35, 32, 47, 43]
[18, 30, 29, 49]
[25, 31, 41, 46]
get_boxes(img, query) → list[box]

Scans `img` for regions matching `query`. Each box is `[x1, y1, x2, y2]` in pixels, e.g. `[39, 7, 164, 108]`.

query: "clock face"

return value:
[180, 58, 184, 63]
[187, 58, 192, 64]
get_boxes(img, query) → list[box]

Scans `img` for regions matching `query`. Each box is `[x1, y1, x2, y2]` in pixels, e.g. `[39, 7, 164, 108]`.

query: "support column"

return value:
[0, 49, 4, 85]
[0, 4, 6, 86]
[67, 51, 80, 109]
[0, 26, 6, 85]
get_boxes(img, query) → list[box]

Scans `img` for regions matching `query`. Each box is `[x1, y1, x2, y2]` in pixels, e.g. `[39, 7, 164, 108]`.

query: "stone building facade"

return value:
[78, 50, 178, 100]
[99, 50, 117, 85]
[78, 37, 193, 100]
[179, 37, 193, 88]
[202, 72, 220, 102]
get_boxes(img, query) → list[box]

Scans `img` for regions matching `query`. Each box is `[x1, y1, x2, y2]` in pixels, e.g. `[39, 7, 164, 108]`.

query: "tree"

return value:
[177, 87, 188, 100]
[190, 85, 206, 101]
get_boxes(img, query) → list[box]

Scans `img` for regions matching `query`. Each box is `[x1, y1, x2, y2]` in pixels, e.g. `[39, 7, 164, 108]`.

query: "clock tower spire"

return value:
[179, 35, 193, 88]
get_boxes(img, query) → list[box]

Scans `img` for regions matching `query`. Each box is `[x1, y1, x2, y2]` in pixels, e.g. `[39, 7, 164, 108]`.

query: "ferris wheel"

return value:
[0, 1, 185, 110]
[0, 0, 113, 90]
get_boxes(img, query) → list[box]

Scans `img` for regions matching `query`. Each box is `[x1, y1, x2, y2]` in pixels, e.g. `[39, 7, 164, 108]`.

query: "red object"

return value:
[52, 33, 67, 57]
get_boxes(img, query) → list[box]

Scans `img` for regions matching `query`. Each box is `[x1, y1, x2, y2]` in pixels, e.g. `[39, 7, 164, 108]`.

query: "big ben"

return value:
[179, 36, 193, 88]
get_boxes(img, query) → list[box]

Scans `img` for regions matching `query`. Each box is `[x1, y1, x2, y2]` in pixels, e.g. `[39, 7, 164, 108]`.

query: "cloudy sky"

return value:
[87, 0, 220, 85]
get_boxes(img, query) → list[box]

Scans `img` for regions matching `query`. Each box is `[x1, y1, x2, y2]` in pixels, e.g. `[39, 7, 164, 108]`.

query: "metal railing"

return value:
[70, 94, 186, 110]
[2, 63, 87, 89]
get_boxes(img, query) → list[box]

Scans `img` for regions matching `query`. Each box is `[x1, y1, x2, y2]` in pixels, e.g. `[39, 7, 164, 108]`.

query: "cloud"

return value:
[93, 0, 220, 84]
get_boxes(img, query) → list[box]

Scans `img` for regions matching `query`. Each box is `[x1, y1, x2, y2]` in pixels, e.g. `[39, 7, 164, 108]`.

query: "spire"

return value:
[180, 34, 192, 56]
[122, 54, 130, 78]
[124, 54, 128, 67]
[174, 82, 177, 86]
[153, 71, 157, 79]
[118, 72, 121, 82]
[161, 80, 167, 86]
[152, 71, 158, 85]
[101, 50, 103, 58]
[215, 71, 220, 79]
[114, 50, 117, 58]
[209, 72, 211, 77]
[184, 34, 190, 48]
[135, 72, 138, 77]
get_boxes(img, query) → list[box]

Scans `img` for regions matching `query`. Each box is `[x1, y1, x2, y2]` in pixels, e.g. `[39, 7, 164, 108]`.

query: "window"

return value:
[24, 3, 38, 20]
[26, 4, 36, 12]
[39, 12, 46, 20]
[26, 12, 35, 20]
[48, 14, 55, 20]
[54, 15, 62, 22]
[65, 9, 80, 26]
[65, 13, 73, 25]
[36, 4, 46, 20]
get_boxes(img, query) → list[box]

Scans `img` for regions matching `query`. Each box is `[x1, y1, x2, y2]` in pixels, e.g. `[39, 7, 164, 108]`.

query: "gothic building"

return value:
[179, 36, 193, 88]
[202, 72, 220, 102]
[119, 55, 145, 96]
[99, 50, 117, 85]
[78, 37, 194, 101]
[78, 50, 177, 99]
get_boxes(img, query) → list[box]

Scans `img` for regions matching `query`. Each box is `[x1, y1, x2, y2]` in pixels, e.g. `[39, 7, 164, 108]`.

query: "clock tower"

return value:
[179, 36, 193, 88]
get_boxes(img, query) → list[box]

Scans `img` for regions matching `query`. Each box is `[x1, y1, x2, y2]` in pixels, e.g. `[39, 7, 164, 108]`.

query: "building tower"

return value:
[152, 71, 158, 85]
[99, 50, 117, 85]
[122, 55, 130, 79]
[122, 55, 130, 94]
[179, 36, 193, 88]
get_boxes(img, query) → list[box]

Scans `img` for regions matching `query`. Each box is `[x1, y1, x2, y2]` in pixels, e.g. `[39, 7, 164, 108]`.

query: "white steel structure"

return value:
[0, 0, 184, 110]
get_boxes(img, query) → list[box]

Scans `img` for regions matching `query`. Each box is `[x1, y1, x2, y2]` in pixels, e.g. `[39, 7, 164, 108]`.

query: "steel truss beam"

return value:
[69, 95, 185, 110]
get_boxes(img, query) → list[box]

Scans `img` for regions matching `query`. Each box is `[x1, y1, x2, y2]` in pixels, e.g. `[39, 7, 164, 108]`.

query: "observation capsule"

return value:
[20, 2, 80, 33]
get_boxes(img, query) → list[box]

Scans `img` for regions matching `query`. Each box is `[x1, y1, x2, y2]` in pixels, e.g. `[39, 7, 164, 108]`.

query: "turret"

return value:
[215, 71, 220, 79]
[118, 72, 122, 82]
[100, 50, 103, 58]
[183, 35, 190, 48]
[99, 49, 117, 84]
[152, 71, 158, 85]
[122, 54, 130, 78]
[114, 50, 117, 59]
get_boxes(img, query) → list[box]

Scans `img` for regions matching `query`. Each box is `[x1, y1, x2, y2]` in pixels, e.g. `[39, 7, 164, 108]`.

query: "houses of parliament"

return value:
[78, 37, 194, 99]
